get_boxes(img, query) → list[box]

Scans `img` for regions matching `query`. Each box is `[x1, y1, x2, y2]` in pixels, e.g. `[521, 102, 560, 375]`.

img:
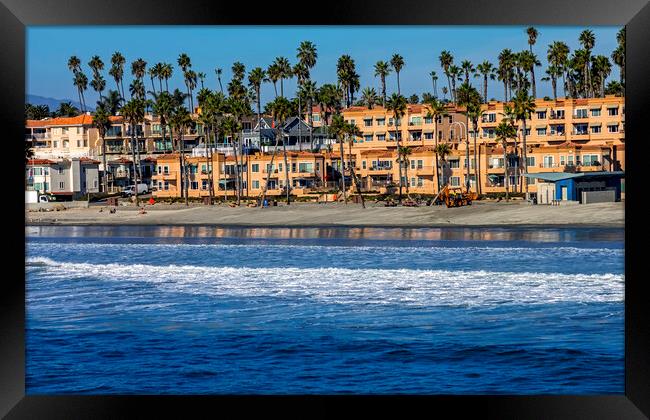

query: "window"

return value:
[58, 167, 64, 174]
[77, 140, 82, 147]
[377, 134, 386, 141]
[450, 176, 460, 187]
[299, 163, 313, 173]
[362, 161, 366, 169]
[53, 141, 58, 148]
[608, 124, 619, 133]
[164, 181, 169, 190]
[253, 180, 260, 189]
[560, 155, 566, 165]
[163, 166, 169, 174]
[591, 109, 601, 117]
[526, 156, 535, 168]
[573, 124, 588, 135]
[524, 128, 531, 136]
[483, 128, 496, 138]
[575, 109, 588, 118]
[552, 109, 565, 119]
[201, 180, 208, 190]
[483, 113, 496, 123]
[591, 125, 602, 133]
[252, 164, 259, 172]
[448, 159, 460, 169]
[278, 163, 282, 172]
[464, 158, 476, 169]
[550, 124, 565, 135]
[364, 135, 373, 142]
[312, 114, 320, 122]
[490, 158, 504, 168]
[292, 163, 297, 173]
[191, 181, 198, 190]
[409, 116, 422, 126]
[424, 116, 433, 124]
[543, 156, 554, 168]
[536, 111, 547, 119]
[59, 181, 65, 189]
[410, 177, 416, 187]
[417, 177, 423, 187]
[424, 133, 434, 139]
[537, 128, 547, 136]
[608, 107, 619, 116]
[376, 118, 385, 126]
[417, 160, 423, 169]
[582, 154, 600, 166]
[364, 118, 373, 127]
[33, 167, 43, 176]
[83, 139, 88, 147]
[410, 160, 415, 170]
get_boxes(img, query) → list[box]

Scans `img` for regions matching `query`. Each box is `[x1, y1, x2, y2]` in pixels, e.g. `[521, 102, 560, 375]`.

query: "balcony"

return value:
[549, 114, 565, 120]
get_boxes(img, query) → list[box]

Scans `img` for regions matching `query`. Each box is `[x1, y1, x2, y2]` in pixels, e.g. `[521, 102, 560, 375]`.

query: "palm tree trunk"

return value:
[483, 76, 488, 103]
[101, 136, 108, 193]
[382, 78, 387, 107]
[231, 133, 241, 206]
[204, 127, 212, 205]
[260, 128, 282, 205]
[397, 72, 401, 95]
[280, 78, 284, 98]
[552, 76, 557, 101]
[338, 135, 347, 204]
[130, 132, 139, 206]
[531, 67, 537, 98]
[503, 142, 509, 200]
[348, 141, 365, 208]
[522, 118, 529, 200]
[395, 121, 403, 202]
[281, 135, 290, 204]
[473, 122, 479, 194]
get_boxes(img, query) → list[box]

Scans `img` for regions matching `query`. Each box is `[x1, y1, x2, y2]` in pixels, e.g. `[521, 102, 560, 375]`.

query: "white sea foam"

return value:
[26, 257, 624, 307]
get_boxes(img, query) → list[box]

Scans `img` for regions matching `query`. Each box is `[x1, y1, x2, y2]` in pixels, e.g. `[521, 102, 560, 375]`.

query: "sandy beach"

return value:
[25, 200, 625, 228]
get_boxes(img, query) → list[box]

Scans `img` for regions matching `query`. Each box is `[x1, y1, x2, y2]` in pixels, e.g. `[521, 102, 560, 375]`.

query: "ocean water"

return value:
[25, 226, 624, 394]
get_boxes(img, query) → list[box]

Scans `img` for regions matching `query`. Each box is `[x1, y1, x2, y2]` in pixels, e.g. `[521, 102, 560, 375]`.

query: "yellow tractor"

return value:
[435, 185, 478, 208]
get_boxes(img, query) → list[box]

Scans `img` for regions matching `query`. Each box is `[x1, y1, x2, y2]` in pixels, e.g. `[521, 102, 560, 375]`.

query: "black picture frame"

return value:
[3, 0, 649, 417]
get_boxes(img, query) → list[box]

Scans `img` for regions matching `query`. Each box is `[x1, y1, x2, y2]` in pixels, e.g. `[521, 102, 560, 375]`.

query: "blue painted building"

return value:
[526, 172, 625, 203]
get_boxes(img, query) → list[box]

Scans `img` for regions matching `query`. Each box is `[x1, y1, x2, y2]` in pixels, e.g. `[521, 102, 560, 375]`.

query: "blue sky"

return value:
[27, 26, 622, 107]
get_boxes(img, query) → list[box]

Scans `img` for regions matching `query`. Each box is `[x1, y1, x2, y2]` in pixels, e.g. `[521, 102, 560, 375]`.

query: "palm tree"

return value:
[297, 41, 318, 80]
[261, 96, 292, 206]
[429, 70, 439, 98]
[88, 55, 106, 101]
[439, 51, 454, 102]
[398, 146, 413, 196]
[110, 52, 126, 99]
[99, 90, 123, 115]
[344, 121, 365, 207]
[148, 67, 157, 94]
[542, 65, 562, 101]
[425, 97, 447, 193]
[220, 115, 242, 205]
[475, 61, 496, 103]
[197, 72, 206, 90]
[390, 54, 405, 95]
[456, 83, 481, 192]
[498, 49, 515, 102]
[448, 65, 461, 103]
[591, 55, 612, 98]
[185, 70, 198, 111]
[386, 93, 407, 202]
[460, 60, 474, 85]
[266, 63, 281, 99]
[129, 79, 145, 101]
[547, 41, 570, 98]
[273, 57, 292, 98]
[374, 61, 391, 107]
[526, 27, 539, 97]
[248, 67, 266, 152]
[495, 120, 517, 199]
[120, 98, 145, 206]
[329, 114, 349, 203]
[54, 102, 79, 117]
[434, 143, 452, 189]
[215, 68, 224, 93]
[518, 50, 541, 98]
[169, 105, 193, 205]
[151, 91, 174, 153]
[605, 80, 623, 96]
[337, 55, 359, 108]
[361, 87, 379, 109]
[93, 104, 112, 193]
[579, 29, 596, 97]
[73, 72, 88, 113]
[442, 87, 448, 101]
[298, 80, 317, 150]
[611, 45, 625, 96]
[466, 101, 483, 194]
[67, 56, 85, 111]
[512, 89, 535, 199]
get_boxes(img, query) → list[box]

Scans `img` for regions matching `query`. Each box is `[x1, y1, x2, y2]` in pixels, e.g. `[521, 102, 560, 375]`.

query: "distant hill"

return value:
[26, 94, 92, 112]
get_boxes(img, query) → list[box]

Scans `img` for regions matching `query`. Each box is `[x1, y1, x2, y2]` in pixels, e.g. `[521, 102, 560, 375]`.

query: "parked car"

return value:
[122, 183, 149, 197]
[38, 194, 56, 203]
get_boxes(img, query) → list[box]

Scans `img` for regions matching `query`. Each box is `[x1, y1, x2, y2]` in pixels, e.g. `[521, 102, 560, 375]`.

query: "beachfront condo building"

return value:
[151, 151, 327, 199]
[26, 157, 100, 200]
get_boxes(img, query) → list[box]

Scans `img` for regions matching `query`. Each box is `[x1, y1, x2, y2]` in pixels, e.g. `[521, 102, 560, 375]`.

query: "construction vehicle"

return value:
[434, 185, 479, 208]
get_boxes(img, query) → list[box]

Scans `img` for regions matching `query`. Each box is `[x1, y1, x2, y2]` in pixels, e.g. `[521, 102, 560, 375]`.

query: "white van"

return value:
[122, 183, 149, 196]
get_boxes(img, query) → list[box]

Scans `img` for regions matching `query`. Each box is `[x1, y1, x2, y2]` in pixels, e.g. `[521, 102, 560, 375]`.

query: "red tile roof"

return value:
[26, 159, 56, 165]
[26, 114, 123, 128]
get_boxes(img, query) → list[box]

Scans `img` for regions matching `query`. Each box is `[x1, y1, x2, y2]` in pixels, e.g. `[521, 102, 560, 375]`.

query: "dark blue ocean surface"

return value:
[25, 226, 624, 394]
